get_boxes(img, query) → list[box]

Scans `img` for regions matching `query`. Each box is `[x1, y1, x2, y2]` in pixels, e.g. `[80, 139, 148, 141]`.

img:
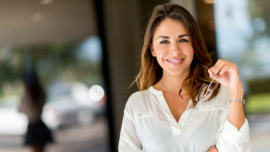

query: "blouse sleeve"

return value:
[118, 95, 143, 152]
[216, 108, 252, 151]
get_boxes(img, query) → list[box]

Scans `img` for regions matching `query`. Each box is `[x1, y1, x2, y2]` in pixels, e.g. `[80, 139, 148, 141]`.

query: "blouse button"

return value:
[137, 114, 141, 116]
[214, 106, 217, 108]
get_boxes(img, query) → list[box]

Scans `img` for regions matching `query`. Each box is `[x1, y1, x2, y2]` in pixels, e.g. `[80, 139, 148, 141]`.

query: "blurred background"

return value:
[0, 0, 269, 152]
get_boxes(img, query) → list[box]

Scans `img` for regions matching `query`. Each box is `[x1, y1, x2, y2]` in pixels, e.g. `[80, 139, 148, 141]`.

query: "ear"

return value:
[149, 44, 155, 56]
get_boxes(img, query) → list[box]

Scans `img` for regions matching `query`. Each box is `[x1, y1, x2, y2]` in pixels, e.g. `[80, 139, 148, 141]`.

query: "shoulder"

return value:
[124, 89, 151, 116]
[125, 90, 148, 109]
[129, 90, 146, 100]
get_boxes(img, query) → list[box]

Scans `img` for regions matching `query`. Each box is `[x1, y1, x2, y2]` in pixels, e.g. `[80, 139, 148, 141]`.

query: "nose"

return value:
[169, 41, 182, 55]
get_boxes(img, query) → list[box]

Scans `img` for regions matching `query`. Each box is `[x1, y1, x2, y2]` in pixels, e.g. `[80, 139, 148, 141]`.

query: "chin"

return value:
[165, 69, 185, 76]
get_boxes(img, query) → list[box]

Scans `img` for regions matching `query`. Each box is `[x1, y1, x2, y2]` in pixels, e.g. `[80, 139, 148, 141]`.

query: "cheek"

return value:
[155, 48, 168, 58]
[183, 45, 194, 57]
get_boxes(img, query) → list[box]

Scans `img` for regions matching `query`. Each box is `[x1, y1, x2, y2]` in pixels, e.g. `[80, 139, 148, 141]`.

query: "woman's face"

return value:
[150, 18, 194, 76]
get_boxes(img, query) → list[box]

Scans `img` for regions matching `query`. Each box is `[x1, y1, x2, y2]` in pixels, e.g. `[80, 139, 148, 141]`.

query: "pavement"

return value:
[0, 116, 110, 152]
[1, 114, 270, 152]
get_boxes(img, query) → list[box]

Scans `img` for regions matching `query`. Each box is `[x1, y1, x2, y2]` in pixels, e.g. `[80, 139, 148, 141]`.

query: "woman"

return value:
[119, 3, 252, 152]
[18, 70, 53, 152]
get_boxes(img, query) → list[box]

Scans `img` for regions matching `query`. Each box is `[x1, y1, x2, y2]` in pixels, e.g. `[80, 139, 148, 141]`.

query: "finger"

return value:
[208, 69, 219, 81]
[219, 64, 229, 75]
[210, 59, 222, 71]
[212, 62, 226, 75]
[211, 59, 224, 68]
[210, 147, 218, 152]
[208, 68, 214, 78]
[207, 146, 218, 152]
[215, 59, 223, 66]
[213, 148, 218, 152]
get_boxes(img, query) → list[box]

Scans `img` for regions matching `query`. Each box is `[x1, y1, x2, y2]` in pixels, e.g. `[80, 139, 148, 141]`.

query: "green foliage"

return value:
[0, 40, 103, 99]
[248, 78, 270, 94]
[246, 93, 270, 115]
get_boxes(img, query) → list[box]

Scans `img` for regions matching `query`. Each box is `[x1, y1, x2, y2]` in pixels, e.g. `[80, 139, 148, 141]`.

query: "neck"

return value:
[161, 68, 190, 90]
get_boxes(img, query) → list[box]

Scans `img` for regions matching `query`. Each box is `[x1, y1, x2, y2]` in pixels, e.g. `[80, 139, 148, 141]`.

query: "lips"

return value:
[166, 58, 184, 66]
[166, 58, 184, 62]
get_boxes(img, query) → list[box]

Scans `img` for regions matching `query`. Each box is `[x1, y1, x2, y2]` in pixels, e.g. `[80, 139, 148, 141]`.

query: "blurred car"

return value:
[42, 82, 106, 130]
[0, 81, 106, 135]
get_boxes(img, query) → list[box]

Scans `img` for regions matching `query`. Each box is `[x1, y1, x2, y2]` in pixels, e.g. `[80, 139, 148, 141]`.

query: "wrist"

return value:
[229, 84, 244, 100]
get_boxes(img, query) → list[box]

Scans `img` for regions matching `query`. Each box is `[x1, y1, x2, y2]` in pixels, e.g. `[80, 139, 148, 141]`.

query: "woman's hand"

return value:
[207, 146, 218, 152]
[208, 59, 243, 92]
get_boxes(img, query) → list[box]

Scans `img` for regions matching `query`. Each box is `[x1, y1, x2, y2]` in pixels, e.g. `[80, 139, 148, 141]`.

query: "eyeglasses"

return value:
[196, 64, 219, 103]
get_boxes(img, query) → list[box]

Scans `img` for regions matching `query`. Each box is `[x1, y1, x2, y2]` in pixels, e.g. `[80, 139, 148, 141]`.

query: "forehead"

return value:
[153, 18, 188, 38]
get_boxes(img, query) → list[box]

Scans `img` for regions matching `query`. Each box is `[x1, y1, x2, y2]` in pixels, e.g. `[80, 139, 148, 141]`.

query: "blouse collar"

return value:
[148, 84, 213, 103]
[148, 85, 163, 95]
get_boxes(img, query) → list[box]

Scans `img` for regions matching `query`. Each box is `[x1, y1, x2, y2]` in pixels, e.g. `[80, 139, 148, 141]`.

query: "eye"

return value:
[179, 39, 189, 42]
[160, 40, 169, 44]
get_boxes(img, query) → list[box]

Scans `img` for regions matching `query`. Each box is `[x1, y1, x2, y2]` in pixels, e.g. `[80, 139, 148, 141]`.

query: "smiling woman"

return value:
[119, 3, 252, 152]
[133, 3, 220, 106]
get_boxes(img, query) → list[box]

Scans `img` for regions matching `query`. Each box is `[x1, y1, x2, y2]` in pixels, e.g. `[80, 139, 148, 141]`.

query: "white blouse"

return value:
[118, 85, 252, 152]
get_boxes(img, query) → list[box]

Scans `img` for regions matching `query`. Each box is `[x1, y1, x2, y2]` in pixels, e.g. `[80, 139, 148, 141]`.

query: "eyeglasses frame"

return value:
[196, 64, 219, 103]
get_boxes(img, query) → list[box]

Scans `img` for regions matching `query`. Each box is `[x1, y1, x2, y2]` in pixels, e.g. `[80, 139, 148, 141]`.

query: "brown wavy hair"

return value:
[131, 3, 221, 107]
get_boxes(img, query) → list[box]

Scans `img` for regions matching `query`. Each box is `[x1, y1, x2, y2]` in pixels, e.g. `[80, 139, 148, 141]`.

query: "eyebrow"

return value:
[158, 34, 189, 39]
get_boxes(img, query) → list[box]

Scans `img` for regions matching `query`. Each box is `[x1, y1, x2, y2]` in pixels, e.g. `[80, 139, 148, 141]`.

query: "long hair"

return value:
[23, 70, 46, 105]
[131, 3, 221, 107]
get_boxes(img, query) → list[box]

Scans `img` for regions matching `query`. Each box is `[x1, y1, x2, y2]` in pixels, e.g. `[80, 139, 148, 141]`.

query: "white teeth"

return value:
[168, 59, 183, 62]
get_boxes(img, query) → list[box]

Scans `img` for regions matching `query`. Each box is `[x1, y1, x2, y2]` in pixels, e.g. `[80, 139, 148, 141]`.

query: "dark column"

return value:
[93, 0, 168, 151]
[196, 0, 218, 64]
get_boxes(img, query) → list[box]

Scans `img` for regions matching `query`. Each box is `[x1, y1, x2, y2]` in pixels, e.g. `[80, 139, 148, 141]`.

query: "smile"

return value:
[167, 59, 184, 62]
[166, 58, 184, 66]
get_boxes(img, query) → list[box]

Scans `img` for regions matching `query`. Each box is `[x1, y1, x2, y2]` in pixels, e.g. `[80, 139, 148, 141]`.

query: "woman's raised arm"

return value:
[209, 59, 252, 151]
